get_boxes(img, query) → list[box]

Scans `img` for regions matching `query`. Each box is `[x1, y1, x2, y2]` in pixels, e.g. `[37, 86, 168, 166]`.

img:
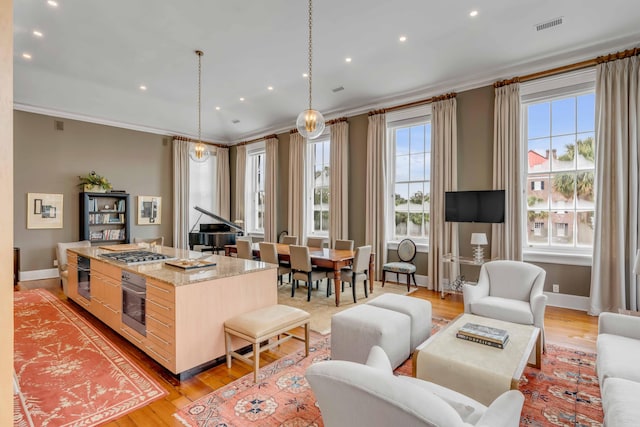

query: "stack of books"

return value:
[456, 322, 509, 349]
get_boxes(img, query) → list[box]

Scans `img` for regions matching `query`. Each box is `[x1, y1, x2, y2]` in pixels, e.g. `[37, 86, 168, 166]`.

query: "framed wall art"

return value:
[137, 196, 161, 225]
[27, 193, 63, 229]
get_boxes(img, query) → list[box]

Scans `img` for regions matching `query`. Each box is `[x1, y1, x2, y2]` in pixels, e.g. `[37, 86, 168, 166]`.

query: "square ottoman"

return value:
[331, 304, 411, 369]
[367, 293, 432, 351]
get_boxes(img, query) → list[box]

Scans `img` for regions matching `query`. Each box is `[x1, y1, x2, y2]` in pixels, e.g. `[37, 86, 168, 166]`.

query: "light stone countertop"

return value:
[68, 245, 276, 287]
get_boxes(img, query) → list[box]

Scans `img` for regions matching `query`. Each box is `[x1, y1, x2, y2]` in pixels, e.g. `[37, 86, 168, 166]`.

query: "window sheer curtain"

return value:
[428, 97, 459, 291]
[365, 114, 387, 280]
[172, 138, 190, 249]
[216, 146, 230, 220]
[288, 132, 307, 241]
[491, 83, 522, 261]
[329, 121, 349, 245]
[590, 55, 640, 314]
[234, 145, 246, 223]
[264, 137, 278, 242]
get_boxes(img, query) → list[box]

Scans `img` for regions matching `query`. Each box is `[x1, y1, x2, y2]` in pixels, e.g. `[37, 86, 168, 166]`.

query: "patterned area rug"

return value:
[13, 289, 167, 427]
[175, 321, 603, 427]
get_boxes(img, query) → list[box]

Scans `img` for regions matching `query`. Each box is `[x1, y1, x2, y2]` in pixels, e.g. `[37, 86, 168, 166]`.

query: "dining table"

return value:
[225, 243, 375, 307]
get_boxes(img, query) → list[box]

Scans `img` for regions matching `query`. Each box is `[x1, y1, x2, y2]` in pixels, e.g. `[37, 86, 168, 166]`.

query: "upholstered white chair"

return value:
[289, 245, 328, 301]
[282, 235, 298, 245]
[340, 245, 372, 303]
[306, 236, 326, 248]
[306, 345, 524, 427]
[236, 239, 254, 260]
[462, 260, 547, 348]
[334, 239, 354, 250]
[259, 242, 291, 285]
[382, 238, 417, 291]
[56, 240, 91, 296]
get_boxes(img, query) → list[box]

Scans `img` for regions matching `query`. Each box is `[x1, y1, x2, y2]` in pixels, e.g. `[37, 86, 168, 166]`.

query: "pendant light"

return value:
[296, 0, 325, 140]
[189, 50, 210, 162]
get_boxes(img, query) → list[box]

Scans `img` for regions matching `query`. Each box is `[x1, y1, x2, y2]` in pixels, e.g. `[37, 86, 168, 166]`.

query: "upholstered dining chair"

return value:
[306, 236, 326, 248]
[289, 245, 328, 301]
[56, 240, 91, 296]
[382, 238, 417, 291]
[282, 235, 298, 245]
[259, 242, 291, 285]
[133, 236, 164, 247]
[340, 245, 372, 303]
[334, 239, 354, 251]
[236, 239, 254, 260]
[462, 260, 547, 350]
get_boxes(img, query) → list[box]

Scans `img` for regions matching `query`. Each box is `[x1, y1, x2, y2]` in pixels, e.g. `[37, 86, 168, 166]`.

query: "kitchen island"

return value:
[65, 245, 278, 379]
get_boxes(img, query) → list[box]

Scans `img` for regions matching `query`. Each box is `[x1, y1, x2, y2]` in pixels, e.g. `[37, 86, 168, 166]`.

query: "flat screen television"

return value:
[445, 190, 505, 223]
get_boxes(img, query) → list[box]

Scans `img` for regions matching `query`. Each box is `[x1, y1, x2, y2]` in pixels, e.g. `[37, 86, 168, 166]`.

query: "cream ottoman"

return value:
[331, 304, 411, 369]
[366, 294, 432, 351]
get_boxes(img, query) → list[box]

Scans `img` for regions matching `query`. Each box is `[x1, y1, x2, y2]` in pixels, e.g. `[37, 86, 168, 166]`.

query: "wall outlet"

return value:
[53, 259, 58, 267]
[552, 284, 560, 293]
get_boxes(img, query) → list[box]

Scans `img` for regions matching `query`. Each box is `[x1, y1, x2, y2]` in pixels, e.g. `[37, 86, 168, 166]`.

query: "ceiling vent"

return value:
[535, 17, 563, 32]
[232, 119, 240, 124]
[332, 86, 345, 93]
[54, 120, 64, 131]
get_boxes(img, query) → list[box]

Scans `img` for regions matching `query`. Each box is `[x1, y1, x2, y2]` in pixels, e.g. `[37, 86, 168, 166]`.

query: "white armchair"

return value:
[306, 346, 524, 427]
[462, 260, 547, 348]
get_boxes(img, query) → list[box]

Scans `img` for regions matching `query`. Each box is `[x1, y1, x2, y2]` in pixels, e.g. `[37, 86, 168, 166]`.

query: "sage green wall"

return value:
[14, 111, 173, 271]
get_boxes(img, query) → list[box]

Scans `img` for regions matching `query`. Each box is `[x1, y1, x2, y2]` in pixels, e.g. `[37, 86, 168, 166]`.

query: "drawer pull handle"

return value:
[120, 328, 143, 344]
[103, 304, 120, 314]
[148, 331, 170, 346]
[147, 314, 171, 329]
[147, 299, 171, 311]
[146, 346, 170, 363]
[147, 283, 170, 294]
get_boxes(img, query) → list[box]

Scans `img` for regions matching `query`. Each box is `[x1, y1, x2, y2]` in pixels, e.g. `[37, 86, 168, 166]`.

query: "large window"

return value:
[307, 136, 330, 236]
[189, 144, 217, 231]
[522, 73, 595, 254]
[389, 119, 431, 242]
[245, 145, 265, 235]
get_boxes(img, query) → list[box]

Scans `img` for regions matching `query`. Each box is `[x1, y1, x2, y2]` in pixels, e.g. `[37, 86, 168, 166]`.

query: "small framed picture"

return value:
[138, 196, 162, 225]
[27, 193, 63, 229]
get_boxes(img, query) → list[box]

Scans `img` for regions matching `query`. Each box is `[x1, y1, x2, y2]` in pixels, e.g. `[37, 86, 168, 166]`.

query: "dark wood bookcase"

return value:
[79, 192, 131, 245]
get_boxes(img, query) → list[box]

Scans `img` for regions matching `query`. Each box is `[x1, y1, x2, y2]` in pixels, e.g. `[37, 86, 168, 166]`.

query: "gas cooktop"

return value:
[99, 250, 176, 265]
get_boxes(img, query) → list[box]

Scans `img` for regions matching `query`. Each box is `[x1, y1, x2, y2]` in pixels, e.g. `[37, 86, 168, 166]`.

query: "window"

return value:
[189, 143, 217, 231]
[245, 144, 265, 235]
[307, 137, 330, 236]
[388, 111, 431, 243]
[522, 70, 596, 254]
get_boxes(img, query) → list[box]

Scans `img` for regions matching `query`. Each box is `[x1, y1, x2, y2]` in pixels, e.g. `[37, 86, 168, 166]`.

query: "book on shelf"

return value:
[455, 332, 509, 349]
[457, 322, 509, 345]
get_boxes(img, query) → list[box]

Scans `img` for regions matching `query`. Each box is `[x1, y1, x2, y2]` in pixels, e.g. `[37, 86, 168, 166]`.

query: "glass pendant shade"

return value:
[296, 108, 325, 139]
[189, 142, 210, 162]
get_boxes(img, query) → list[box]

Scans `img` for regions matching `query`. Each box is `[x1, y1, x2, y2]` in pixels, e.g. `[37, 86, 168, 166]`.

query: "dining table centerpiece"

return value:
[78, 171, 112, 193]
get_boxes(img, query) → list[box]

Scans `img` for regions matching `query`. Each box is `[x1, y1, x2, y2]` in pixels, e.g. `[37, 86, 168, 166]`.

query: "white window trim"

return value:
[245, 141, 265, 237]
[520, 68, 596, 264]
[306, 133, 330, 237]
[387, 240, 429, 254]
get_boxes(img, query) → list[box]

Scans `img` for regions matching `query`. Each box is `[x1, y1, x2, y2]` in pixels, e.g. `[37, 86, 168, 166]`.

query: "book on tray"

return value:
[456, 322, 509, 349]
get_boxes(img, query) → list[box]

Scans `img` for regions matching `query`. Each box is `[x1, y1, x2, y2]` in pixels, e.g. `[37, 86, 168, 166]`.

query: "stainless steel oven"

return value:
[121, 271, 146, 336]
[77, 256, 91, 300]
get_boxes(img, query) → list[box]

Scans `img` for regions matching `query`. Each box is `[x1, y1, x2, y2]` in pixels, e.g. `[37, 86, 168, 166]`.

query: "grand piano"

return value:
[188, 206, 244, 253]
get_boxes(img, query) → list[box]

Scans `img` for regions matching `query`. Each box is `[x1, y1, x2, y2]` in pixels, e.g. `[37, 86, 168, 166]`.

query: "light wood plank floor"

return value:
[18, 283, 598, 426]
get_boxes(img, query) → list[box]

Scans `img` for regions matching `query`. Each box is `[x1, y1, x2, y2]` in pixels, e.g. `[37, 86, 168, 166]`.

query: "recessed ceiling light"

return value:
[22, 53, 32, 60]
[345, 57, 352, 63]
[399, 36, 407, 42]
[33, 30, 43, 37]
[239, 97, 245, 101]
[469, 10, 478, 17]
[215, 106, 221, 111]
[139, 85, 147, 91]
[47, 0, 58, 7]
[267, 86, 274, 91]
[302, 73, 308, 78]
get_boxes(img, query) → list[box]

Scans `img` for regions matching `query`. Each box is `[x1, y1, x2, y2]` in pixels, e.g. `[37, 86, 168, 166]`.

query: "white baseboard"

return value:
[544, 291, 589, 311]
[19, 268, 60, 282]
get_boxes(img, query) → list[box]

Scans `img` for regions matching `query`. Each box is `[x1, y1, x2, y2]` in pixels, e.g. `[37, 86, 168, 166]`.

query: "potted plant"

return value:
[78, 171, 112, 193]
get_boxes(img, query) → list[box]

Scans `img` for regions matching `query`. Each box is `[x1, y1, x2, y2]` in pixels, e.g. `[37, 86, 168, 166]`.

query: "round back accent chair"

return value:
[382, 238, 417, 291]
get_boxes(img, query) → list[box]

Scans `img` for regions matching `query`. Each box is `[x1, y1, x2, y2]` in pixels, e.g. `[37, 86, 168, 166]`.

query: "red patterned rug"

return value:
[175, 320, 603, 427]
[13, 289, 167, 427]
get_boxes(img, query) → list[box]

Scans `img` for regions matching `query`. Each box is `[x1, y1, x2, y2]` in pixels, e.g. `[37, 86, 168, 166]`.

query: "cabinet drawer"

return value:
[146, 312, 175, 341]
[146, 327, 174, 354]
[146, 297, 175, 320]
[92, 260, 121, 280]
[145, 341, 175, 371]
[146, 279, 174, 303]
[120, 324, 146, 348]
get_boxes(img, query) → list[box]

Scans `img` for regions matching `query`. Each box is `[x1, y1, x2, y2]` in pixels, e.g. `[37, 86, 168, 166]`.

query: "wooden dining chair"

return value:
[259, 242, 291, 285]
[340, 245, 372, 303]
[289, 245, 328, 301]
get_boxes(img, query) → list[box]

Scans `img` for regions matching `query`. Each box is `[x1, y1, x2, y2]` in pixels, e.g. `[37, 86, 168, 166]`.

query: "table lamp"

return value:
[470, 233, 488, 263]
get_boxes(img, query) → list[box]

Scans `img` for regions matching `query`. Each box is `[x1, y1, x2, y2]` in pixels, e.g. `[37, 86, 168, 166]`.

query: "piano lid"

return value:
[194, 206, 244, 232]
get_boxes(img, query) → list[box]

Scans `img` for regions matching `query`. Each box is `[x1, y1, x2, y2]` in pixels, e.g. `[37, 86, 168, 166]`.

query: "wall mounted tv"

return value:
[445, 190, 505, 223]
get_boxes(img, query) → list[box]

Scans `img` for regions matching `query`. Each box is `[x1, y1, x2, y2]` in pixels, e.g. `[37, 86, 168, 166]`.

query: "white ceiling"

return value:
[13, 0, 640, 143]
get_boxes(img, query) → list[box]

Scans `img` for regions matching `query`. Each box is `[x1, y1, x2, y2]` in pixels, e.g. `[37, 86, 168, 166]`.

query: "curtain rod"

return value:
[368, 92, 457, 116]
[171, 135, 227, 148]
[289, 116, 348, 134]
[235, 134, 279, 147]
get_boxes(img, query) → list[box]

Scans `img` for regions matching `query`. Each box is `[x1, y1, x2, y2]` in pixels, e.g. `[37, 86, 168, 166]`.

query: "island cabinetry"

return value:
[145, 279, 176, 371]
[90, 260, 122, 330]
[66, 252, 92, 310]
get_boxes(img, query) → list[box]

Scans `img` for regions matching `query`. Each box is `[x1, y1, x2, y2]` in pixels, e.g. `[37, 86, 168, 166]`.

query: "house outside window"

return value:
[307, 136, 330, 236]
[245, 143, 265, 235]
[521, 69, 596, 258]
[386, 105, 432, 245]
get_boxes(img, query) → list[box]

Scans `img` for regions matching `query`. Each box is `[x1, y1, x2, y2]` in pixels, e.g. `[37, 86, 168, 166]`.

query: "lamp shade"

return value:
[634, 249, 640, 275]
[470, 233, 488, 245]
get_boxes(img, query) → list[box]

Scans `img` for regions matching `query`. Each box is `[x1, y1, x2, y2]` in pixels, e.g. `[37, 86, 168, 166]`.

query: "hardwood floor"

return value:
[22, 284, 598, 426]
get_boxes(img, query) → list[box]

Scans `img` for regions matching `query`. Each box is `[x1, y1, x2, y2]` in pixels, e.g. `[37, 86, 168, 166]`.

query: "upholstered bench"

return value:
[331, 304, 411, 369]
[224, 304, 310, 382]
[367, 294, 432, 351]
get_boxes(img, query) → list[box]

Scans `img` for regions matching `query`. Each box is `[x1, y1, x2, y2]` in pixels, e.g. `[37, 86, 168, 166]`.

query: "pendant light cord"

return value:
[308, 0, 313, 111]
[196, 50, 203, 143]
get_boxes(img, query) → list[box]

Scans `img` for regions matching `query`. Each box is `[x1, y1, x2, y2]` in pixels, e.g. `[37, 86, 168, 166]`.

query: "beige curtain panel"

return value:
[264, 137, 278, 243]
[216, 147, 230, 220]
[288, 132, 307, 241]
[428, 97, 459, 291]
[365, 114, 387, 280]
[329, 121, 349, 245]
[172, 138, 190, 250]
[234, 144, 246, 224]
[491, 83, 522, 261]
[590, 55, 640, 314]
